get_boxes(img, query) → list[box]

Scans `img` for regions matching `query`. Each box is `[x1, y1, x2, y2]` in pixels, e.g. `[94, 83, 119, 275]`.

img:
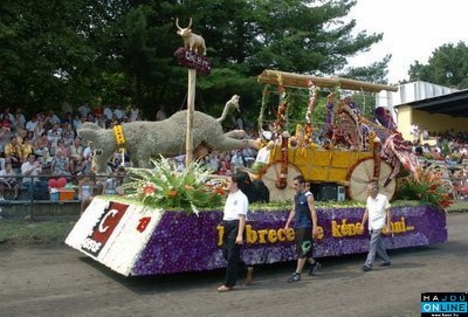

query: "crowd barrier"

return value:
[0, 174, 122, 220]
[1, 165, 465, 221]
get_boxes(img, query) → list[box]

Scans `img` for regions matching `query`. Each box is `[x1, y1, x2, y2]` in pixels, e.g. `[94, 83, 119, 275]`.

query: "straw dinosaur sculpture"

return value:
[78, 95, 259, 173]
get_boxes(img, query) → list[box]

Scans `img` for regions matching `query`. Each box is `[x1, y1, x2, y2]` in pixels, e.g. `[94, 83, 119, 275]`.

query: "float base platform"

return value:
[65, 198, 447, 276]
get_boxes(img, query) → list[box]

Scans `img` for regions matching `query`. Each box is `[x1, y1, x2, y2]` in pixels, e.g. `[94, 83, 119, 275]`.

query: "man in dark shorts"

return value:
[284, 175, 321, 282]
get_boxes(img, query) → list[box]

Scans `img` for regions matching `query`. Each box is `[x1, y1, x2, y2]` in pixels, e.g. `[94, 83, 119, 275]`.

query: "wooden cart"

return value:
[249, 140, 395, 201]
[249, 70, 400, 202]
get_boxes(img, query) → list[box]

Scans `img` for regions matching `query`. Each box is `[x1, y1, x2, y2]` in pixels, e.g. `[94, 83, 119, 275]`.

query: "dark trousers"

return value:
[222, 220, 247, 287]
[24, 180, 48, 200]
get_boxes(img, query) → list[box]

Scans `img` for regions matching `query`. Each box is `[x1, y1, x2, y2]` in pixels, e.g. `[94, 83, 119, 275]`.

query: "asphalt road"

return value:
[1, 213, 467, 317]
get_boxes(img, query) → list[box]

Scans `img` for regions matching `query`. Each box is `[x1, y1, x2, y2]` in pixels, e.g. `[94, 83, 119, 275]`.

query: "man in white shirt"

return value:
[47, 124, 62, 145]
[113, 105, 124, 121]
[25, 116, 38, 133]
[21, 153, 48, 199]
[217, 172, 253, 292]
[21, 154, 42, 183]
[359, 182, 392, 271]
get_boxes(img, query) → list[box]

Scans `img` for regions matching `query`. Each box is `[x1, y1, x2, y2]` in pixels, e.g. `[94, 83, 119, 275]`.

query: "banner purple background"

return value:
[132, 205, 447, 275]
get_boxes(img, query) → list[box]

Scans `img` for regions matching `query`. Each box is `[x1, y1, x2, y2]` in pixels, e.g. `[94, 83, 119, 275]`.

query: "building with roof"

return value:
[375, 81, 468, 141]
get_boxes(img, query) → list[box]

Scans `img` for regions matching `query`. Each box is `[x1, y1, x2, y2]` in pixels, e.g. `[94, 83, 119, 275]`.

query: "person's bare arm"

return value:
[236, 214, 246, 244]
[285, 204, 296, 229]
[359, 208, 369, 234]
[307, 194, 318, 238]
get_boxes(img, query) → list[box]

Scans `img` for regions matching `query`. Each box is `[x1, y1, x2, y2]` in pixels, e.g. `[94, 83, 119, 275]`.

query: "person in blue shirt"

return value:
[284, 175, 321, 282]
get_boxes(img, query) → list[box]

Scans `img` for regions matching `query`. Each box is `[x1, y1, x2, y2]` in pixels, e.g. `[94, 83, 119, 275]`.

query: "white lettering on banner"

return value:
[82, 237, 102, 253]
[184, 50, 210, 67]
[98, 209, 119, 233]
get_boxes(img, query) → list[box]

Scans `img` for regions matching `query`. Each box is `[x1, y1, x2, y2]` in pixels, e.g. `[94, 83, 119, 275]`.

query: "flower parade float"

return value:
[65, 156, 449, 276]
[66, 28, 448, 276]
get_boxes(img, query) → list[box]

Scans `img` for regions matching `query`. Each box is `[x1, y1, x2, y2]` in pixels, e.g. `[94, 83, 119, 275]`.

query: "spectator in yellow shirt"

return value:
[21, 137, 35, 162]
[4, 136, 23, 168]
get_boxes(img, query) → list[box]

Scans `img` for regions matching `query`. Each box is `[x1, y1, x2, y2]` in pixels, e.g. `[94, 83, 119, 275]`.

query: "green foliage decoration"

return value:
[123, 156, 226, 214]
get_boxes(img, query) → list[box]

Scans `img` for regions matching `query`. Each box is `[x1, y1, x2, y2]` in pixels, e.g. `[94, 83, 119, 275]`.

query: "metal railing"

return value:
[0, 173, 124, 220]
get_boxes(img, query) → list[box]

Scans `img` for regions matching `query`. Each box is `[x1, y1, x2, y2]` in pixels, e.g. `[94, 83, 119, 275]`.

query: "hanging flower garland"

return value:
[271, 74, 290, 189]
[371, 133, 381, 182]
[272, 74, 288, 140]
[304, 79, 318, 147]
[258, 84, 270, 137]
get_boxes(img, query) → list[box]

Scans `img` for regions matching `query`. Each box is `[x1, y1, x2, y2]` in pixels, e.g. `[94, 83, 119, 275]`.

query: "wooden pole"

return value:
[257, 69, 398, 92]
[186, 68, 196, 165]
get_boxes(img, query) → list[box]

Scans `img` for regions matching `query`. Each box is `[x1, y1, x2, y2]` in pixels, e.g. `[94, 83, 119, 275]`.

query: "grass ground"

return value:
[0, 220, 75, 245]
[0, 201, 467, 246]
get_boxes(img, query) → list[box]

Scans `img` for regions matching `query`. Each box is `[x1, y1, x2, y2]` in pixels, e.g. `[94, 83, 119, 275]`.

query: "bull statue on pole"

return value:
[175, 17, 207, 55]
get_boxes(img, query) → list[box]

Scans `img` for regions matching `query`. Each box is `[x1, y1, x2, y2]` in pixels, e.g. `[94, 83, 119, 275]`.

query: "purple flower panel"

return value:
[132, 205, 447, 276]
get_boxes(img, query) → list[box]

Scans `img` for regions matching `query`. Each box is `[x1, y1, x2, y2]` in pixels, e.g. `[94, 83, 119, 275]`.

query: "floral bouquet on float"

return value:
[395, 165, 454, 209]
[124, 156, 226, 214]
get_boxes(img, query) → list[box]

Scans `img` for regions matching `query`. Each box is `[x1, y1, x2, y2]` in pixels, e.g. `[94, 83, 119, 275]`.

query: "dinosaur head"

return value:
[229, 95, 240, 112]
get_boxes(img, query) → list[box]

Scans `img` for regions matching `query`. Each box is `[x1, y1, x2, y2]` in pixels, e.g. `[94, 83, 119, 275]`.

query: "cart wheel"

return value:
[347, 158, 396, 201]
[261, 162, 302, 202]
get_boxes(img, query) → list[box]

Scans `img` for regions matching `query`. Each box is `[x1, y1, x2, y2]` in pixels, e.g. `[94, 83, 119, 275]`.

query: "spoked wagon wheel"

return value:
[347, 158, 396, 202]
[261, 162, 302, 202]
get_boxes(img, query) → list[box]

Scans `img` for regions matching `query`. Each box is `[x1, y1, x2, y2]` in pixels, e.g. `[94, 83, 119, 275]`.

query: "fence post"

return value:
[29, 175, 34, 220]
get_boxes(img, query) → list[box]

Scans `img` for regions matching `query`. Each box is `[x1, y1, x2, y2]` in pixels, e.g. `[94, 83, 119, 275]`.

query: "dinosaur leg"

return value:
[134, 151, 152, 168]
[93, 151, 113, 174]
[130, 157, 139, 168]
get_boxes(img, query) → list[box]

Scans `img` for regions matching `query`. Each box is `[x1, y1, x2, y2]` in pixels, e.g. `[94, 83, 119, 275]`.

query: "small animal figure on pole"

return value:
[175, 17, 207, 55]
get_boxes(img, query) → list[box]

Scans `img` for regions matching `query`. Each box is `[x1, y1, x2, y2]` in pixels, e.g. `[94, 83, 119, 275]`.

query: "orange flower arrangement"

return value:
[396, 165, 454, 210]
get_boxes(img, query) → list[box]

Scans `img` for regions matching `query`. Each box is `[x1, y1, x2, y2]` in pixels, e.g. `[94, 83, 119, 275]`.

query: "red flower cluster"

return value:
[406, 167, 454, 209]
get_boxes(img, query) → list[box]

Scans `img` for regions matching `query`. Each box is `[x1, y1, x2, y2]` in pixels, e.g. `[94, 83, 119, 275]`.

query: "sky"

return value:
[347, 0, 468, 83]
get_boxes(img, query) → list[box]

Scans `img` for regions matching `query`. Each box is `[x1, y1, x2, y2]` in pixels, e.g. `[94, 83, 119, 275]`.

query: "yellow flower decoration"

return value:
[113, 125, 126, 149]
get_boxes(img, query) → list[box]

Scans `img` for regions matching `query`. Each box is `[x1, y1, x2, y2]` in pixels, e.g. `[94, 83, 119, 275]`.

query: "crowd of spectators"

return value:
[0, 104, 139, 200]
[411, 126, 468, 200]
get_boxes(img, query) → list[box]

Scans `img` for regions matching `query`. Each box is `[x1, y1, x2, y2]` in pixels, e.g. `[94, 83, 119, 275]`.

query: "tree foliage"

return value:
[408, 41, 468, 89]
[1, 0, 388, 121]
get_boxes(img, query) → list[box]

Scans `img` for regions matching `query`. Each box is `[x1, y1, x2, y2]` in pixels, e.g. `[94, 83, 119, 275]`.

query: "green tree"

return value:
[180, 0, 387, 120]
[1, 0, 388, 121]
[408, 41, 468, 89]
